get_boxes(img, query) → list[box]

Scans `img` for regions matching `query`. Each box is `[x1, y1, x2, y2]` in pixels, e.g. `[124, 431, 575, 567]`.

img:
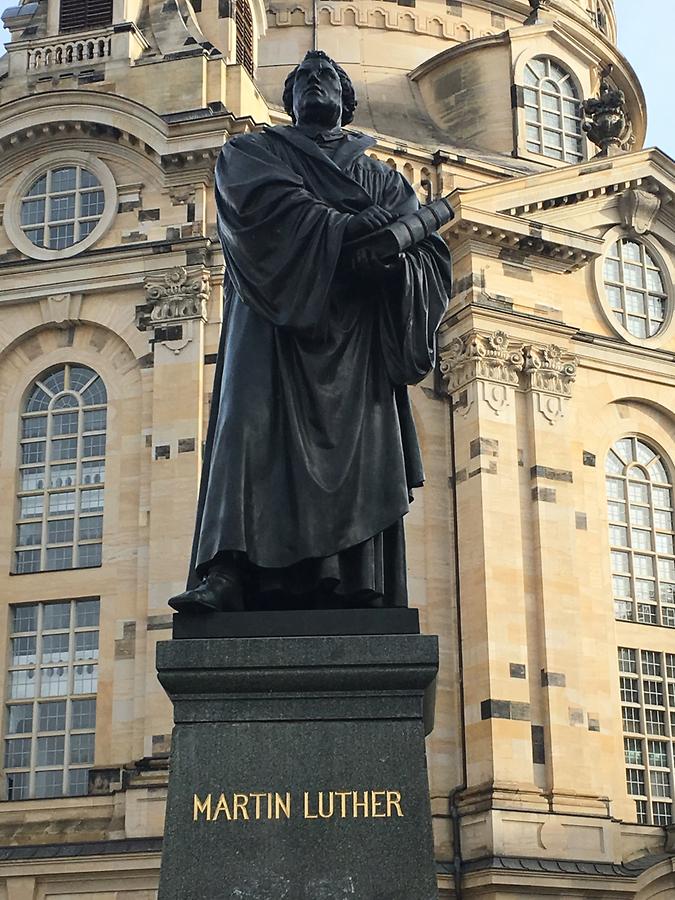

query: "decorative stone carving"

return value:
[440, 330, 524, 393]
[619, 188, 661, 236]
[143, 267, 210, 324]
[582, 66, 634, 157]
[524, 344, 578, 425]
[523, 344, 578, 397]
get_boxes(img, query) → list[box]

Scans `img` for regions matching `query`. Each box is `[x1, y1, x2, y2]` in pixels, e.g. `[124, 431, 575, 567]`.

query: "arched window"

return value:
[236, 0, 255, 78]
[15, 364, 107, 575]
[603, 239, 668, 339]
[606, 438, 675, 627]
[523, 57, 584, 163]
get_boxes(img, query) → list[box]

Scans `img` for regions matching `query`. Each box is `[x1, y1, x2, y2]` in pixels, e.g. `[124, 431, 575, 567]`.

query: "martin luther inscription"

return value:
[193, 789, 405, 822]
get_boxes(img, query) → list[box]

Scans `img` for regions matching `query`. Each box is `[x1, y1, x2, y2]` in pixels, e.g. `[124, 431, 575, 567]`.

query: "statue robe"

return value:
[190, 125, 452, 606]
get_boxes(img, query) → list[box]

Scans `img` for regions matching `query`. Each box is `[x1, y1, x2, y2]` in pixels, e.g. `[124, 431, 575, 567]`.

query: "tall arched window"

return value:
[523, 57, 584, 163]
[606, 438, 675, 627]
[15, 364, 107, 574]
[236, 0, 255, 78]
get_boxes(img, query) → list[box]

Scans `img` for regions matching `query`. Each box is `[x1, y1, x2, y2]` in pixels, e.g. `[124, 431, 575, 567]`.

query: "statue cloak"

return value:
[189, 125, 452, 603]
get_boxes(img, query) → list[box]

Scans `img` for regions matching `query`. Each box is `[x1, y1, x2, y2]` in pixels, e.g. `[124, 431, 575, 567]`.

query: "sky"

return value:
[0, 0, 672, 157]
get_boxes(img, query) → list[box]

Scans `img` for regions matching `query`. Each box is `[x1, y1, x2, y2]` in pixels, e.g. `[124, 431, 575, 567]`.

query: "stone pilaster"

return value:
[440, 330, 537, 798]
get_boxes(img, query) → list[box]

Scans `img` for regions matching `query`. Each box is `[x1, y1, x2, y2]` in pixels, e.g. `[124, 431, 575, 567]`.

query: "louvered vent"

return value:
[235, 0, 255, 78]
[59, 0, 114, 33]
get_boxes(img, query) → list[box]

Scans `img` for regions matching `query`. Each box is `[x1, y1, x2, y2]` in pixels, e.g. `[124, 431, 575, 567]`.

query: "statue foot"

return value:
[168, 570, 244, 614]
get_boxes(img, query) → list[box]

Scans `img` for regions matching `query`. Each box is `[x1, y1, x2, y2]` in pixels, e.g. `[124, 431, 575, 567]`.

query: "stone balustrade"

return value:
[27, 33, 113, 71]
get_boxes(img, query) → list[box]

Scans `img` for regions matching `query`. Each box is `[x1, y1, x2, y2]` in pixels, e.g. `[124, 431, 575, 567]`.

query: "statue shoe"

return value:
[168, 570, 244, 614]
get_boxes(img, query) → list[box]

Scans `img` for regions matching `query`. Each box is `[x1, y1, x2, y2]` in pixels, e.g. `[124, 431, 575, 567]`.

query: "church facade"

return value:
[0, 0, 673, 896]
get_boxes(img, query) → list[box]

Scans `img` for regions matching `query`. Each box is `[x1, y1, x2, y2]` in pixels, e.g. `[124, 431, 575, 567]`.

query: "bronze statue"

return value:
[169, 51, 452, 614]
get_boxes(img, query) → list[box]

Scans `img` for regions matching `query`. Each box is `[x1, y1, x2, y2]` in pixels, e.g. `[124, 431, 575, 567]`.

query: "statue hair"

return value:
[282, 50, 357, 126]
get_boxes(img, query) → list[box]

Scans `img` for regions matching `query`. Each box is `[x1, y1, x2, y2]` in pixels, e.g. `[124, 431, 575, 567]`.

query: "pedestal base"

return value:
[156, 613, 439, 900]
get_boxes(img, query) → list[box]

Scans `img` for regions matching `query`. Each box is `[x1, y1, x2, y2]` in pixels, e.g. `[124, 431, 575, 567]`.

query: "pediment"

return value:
[443, 149, 675, 271]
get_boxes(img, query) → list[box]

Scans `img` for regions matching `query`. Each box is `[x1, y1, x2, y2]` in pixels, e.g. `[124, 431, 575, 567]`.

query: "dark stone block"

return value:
[531, 487, 556, 503]
[541, 670, 566, 687]
[155, 445, 171, 460]
[583, 451, 596, 467]
[173, 607, 420, 640]
[510, 702, 531, 721]
[531, 724, 545, 764]
[178, 438, 196, 454]
[530, 465, 573, 483]
[157, 633, 439, 900]
[575, 511, 588, 530]
[510, 663, 526, 679]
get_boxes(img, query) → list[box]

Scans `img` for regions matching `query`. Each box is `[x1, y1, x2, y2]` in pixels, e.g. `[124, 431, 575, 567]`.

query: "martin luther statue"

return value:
[169, 51, 452, 615]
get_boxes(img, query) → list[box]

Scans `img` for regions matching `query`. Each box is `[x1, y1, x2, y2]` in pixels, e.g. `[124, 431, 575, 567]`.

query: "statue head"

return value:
[283, 51, 357, 129]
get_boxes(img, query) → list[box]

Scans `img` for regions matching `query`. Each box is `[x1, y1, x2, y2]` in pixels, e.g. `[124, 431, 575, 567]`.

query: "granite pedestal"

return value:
[156, 610, 439, 900]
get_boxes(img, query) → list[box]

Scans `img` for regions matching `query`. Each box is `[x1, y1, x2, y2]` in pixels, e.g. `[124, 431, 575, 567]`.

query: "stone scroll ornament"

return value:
[582, 65, 634, 157]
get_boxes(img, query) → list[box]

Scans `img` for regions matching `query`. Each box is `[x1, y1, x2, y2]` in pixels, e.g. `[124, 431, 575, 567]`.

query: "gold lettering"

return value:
[334, 791, 350, 818]
[352, 791, 369, 818]
[371, 790, 387, 818]
[193, 793, 212, 822]
[386, 790, 404, 817]
[275, 792, 291, 820]
[303, 791, 318, 819]
[213, 793, 232, 821]
[318, 791, 334, 819]
[232, 793, 250, 820]
[250, 792, 266, 820]
[267, 792, 273, 820]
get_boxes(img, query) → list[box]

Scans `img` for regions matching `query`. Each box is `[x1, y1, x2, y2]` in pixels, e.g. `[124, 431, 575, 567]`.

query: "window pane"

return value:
[75, 600, 99, 628]
[15, 550, 41, 574]
[78, 543, 102, 568]
[68, 768, 90, 796]
[81, 379, 107, 406]
[73, 665, 98, 695]
[11, 636, 36, 666]
[17, 523, 42, 547]
[81, 461, 105, 485]
[22, 417, 47, 439]
[7, 772, 30, 800]
[75, 631, 98, 661]
[50, 463, 77, 488]
[38, 701, 67, 732]
[34, 770, 63, 799]
[83, 409, 106, 432]
[68, 366, 96, 392]
[37, 734, 65, 766]
[80, 490, 104, 513]
[40, 666, 68, 697]
[47, 519, 74, 545]
[70, 733, 95, 764]
[5, 738, 31, 769]
[82, 434, 106, 458]
[72, 698, 97, 730]
[21, 442, 46, 465]
[51, 438, 78, 461]
[43, 603, 70, 631]
[7, 705, 33, 735]
[9, 670, 36, 700]
[20, 467, 46, 491]
[51, 167, 77, 192]
[49, 492, 76, 514]
[51, 412, 79, 436]
[42, 633, 70, 664]
[46, 546, 73, 571]
[19, 496, 44, 519]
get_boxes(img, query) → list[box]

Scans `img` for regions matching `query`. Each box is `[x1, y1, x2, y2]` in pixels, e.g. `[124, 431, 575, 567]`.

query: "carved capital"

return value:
[440, 330, 524, 393]
[523, 344, 578, 397]
[139, 267, 210, 327]
[619, 188, 661, 236]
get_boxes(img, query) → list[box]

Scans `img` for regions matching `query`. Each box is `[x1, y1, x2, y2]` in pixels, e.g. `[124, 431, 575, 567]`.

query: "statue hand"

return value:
[351, 248, 404, 282]
[345, 206, 395, 241]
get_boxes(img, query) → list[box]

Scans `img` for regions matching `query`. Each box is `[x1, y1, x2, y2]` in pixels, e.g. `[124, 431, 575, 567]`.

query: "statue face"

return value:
[292, 57, 343, 129]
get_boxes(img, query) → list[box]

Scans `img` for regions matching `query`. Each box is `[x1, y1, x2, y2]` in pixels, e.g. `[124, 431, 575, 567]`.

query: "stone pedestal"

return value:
[156, 611, 439, 900]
